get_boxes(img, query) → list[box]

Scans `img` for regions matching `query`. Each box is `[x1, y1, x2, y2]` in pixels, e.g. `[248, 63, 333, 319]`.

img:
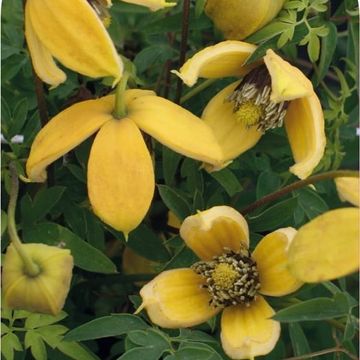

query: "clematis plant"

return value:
[174, 40, 326, 179]
[137, 205, 359, 360]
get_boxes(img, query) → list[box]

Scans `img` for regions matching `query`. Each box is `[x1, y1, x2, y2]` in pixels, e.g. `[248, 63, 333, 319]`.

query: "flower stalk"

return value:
[113, 72, 130, 119]
[7, 163, 40, 277]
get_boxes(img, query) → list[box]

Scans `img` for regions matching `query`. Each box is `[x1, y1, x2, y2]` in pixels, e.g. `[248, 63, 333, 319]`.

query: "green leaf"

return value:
[1, 210, 8, 236]
[158, 185, 192, 221]
[25, 312, 67, 330]
[162, 147, 182, 186]
[118, 345, 165, 360]
[1, 332, 23, 360]
[1, 322, 10, 335]
[163, 243, 198, 270]
[247, 197, 298, 232]
[64, 315, 148, 341]
[128, 224, 170, 262]
[56, 341, 100, 360]
[23, 222, 117, 273]
[296, 187, 328, 220]
[307, 31, 321, 62]
[36, 325, 68, 348]
[168, 345, 222, 360]
[9, 97, 28, 137]
[247, 21, 291, 44]
[256, 171, 281, 199]
[128, 329, 170, 348]
[210, 168, 243, 197]
[343, 314, 357, 341]
[195, 0, 207, 17]
[25, 330, 47, 360]
[289, 323, 313, 357]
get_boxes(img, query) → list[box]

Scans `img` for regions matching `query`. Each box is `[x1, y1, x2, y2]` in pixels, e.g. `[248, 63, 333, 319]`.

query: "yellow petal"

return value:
[202, 81, 263, 164]
[221, 296, 280, 360]
[264, 49, 314, 103]
[27, 0, 123, 85]
[26, 96, 114, 182]
[180, 206, 249, 261]
[25, 4, 66, 88]
[88, 118, 154, 235]
[139, 268, 220, 328]
[121, 0, 176, 11]
[252, 228, 303, 297]
[128, 95, 223, 166]
[284, 93, 326, 179]
[205, 0, 285, 40]
[172, 41, 258, 87]
[3, 243, 73, 315]
[288, 208, 360, 282]
[335, 177, 360, 207]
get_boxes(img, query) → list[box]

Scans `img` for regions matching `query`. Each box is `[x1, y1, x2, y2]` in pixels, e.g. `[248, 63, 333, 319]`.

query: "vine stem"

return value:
[113, 72, 130, 119]
[8, 163, 40, 276]
[283, 347, 357, 360]
[240, 170, 358, 215]
[180, 79, 216, 104]
[175, 0, 191, 104]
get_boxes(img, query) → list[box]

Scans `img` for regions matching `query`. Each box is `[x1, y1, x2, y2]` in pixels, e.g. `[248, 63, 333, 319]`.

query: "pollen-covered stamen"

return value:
[87, 0, 111, 27]
[227, 65, 289, 132]
[192, 248, 261, 308]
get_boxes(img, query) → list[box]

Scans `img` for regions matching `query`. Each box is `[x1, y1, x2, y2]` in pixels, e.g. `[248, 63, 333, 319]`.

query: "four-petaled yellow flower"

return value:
[26, 90, 223, 236]
[174, 41, 326, 179]
[138, 206, 303, 359]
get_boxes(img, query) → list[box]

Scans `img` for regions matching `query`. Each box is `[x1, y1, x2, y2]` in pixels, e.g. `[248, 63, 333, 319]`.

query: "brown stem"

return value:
[283, 347, 357, 360]
[240, 170, 358, 215]
[31, 67, 49, 127]
[175, 0, 191, 104]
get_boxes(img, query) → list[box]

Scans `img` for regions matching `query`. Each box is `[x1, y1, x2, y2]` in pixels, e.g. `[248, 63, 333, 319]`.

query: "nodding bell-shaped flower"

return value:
[2, 243, 73, 316]
[335, 177, 360, 207]
[205, 0, 285, 40]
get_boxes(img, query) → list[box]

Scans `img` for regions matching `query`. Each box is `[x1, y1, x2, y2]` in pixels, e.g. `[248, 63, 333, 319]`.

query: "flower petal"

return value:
[172, 41, 258, 87]
[25, 4, 66, 88]
[139, 268, 220, 328]
[88, 118, 154, 236]
[288, 208, 360, 282]
[221, 296, 280, 360]
[284, 93, 326, 179]
[180, 206, 249, 261]
[252, 228, 303, 297]
[26, 96, 114, 182]
[27, 0, 123, 84]
[128, 95, 223, 166]
[121, 0, 176, 11]
[335, 177, 360, 207]
[264, 49, 314, 103]
[202, 81, 263, 164]
[205, 0, 285, 40]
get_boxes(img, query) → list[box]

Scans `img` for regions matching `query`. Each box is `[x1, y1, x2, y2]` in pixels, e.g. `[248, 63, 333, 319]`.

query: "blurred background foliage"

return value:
[1, 0, 359, 359]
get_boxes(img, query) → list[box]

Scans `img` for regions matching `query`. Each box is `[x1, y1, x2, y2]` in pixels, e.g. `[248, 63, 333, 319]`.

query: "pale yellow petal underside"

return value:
[139, 268, 220, 328]
[221, 296, 280, 360]
[128, 95, 223, 166]
[253, 228, 303, 297]
[180, 206, 249, 261]
[25, 3, 66, 88]
[172, 41, 258, 87]
[202, 81, 263, 164]
[88, 118, 154, 236]
[284, 93, 326, 179]
[27, 0, 123, 85]
[264, 49, 314, 103]
[288, 208, 360, 282]
[335, 177, 360, 207]
[121, 0, 176, 11]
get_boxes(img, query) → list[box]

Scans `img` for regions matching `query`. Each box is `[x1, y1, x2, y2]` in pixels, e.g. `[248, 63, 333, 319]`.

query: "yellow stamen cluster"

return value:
[211, 263, 238, 290]
[234, 100, 263, 128]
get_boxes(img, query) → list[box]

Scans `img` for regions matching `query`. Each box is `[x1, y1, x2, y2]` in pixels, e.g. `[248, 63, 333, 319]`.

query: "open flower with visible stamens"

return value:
[173, 41, 326, 179]
[26, 90, 223, 236]
[138, 206, 303, 359]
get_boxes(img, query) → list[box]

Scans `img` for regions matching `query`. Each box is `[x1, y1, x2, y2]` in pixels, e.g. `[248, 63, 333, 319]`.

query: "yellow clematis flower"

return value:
[25, 0, 124, 88]
[205, 0, 285, 40]
[288, 208, 359, 283]
[138, 206, 303, 359]
[121, 0, 176, 11]
[335, 177, 360, 207]
[26, 90, 223, 236]
[2, 243, 73, 316]
[173, 41, 326, 179]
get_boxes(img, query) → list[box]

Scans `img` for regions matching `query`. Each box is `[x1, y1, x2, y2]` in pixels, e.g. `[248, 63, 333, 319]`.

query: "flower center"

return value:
[87, 0, 111, 27]
[192, 248, 261, 308]
[227, 65, 288, 132]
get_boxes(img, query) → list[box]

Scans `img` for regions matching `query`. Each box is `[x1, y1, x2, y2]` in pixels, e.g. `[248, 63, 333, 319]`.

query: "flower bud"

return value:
[2, 243, 73, 315]
[205, 0, 285, 40]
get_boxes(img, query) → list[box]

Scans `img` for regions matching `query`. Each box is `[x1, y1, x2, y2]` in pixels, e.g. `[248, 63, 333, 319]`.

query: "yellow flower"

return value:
[2, 243, 73, 316]
[138, 206, 303, 359]
[26, 90, 223, 236]
[205, 0, 285, 40]
[335, 177, 360, 207]
[288, 208, 359, 283]
[25, 0, 125, 88]
[173, 41, 326, 179]
[121, 0, 176, 11]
